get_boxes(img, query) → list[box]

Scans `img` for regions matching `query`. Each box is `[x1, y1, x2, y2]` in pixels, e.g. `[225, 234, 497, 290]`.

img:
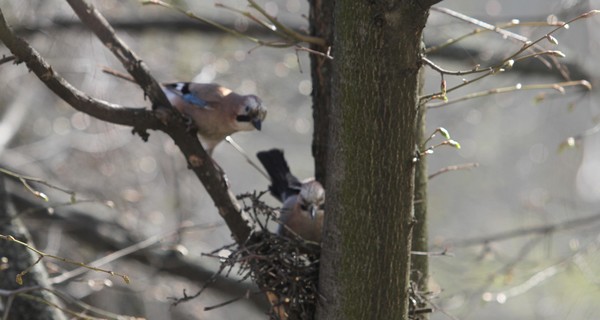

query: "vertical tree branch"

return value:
[411, 67, 430, 316]
[309, 0, 334, 185]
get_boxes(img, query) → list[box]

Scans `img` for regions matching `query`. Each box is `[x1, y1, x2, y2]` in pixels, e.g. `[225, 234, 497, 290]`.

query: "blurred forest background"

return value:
[1, 0, 600, 319]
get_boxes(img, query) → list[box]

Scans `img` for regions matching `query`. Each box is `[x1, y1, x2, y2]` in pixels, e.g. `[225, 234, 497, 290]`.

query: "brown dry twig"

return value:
[143, 0, 330, 59]
[421, 10, 599, 103]
[428, 163, 479, 180]
[0, 54, 15, 65]
[0, 234, 130, 285]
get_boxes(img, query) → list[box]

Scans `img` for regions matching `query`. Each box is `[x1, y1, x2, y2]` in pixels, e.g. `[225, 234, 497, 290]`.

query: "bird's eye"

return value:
[236, 115, 251, 122]
[245, 105, 251, 112]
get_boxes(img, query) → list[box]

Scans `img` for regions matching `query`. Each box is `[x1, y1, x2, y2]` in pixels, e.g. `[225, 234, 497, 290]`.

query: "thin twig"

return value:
[204, 290, 253, 311]
[427, 80, 591, 109]
[425, 19, 565, 54]
[0, 167, 76, 202]
[422, 56, 493, 76]
[0, 54, 15, 65]
[50, 222, 221, 284]
[101, 66, 135, 83]
[224, 136, 270, 181]
[430, 7, 529, 42]
[295, 45, 333, 59]
[215, 2, 279, 33]
[450, 212, 600, 247]
[143, 0, 273, 46]
[47, 287, 142, 320]
[0, 234, 130, 284]
[17, 293, 107, 320]
[411, 248, 453, 257]
[428, 163, 479, 180]
[421, 10, 599, 102]
[0, 286, 42, 297]
[246, 0, 326, 46]
[421, 66, 502, 102]
[144, 0, 326, 50]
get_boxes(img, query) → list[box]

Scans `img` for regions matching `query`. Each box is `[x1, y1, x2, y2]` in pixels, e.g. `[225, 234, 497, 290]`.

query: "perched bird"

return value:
[163, 82, 267, 155]
[257, 149, 325, 243]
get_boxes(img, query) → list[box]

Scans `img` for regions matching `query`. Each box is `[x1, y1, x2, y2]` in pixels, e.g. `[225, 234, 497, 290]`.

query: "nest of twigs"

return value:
[196, 192, 431, 319]
[195, 192, 319, 319]
[236, 192, 320, 319]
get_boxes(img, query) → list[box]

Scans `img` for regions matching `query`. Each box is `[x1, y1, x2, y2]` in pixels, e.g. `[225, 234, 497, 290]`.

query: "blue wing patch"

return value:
[166, 83, 209, 108]
[182, 93, 208, 108]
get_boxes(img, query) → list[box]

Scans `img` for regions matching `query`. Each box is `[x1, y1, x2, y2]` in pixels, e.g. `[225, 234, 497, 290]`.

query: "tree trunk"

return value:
[317, 2, 429, 319]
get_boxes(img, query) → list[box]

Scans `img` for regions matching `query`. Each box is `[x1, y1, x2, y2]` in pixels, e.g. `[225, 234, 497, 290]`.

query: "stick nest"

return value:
[232, 192, 319, 319]
[197, 192, 432, 319]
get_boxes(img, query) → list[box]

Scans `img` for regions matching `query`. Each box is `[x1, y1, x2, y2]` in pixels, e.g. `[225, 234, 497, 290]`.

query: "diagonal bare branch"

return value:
[0, 10, 159, 129]
[0, 1, 251, 244]
[65, 0, 171, 109]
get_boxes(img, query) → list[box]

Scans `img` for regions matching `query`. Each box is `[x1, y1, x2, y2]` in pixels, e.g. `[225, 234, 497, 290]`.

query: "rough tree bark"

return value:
[411, 69, 430, 316]
[309, 0, 334, 185]
[316, 2, 430, 319]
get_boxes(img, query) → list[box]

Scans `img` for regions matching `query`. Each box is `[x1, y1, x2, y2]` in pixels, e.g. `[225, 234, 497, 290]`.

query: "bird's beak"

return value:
[252, 119, 262, 131]
[309, 205, 318, 220]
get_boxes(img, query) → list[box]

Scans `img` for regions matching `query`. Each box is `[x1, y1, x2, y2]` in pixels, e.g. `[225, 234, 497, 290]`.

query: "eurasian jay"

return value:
[257, 149, 325, 243]
[163, 83, 267, 155]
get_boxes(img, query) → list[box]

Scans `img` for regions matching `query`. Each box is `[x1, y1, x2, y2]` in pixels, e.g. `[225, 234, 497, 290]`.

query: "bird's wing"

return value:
[257, 149, 302, 203]
[163, 82, 210, 108]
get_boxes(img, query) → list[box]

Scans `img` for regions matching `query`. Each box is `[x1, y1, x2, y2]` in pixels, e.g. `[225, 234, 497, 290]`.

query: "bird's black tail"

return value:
[256, 149, 301, 203]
